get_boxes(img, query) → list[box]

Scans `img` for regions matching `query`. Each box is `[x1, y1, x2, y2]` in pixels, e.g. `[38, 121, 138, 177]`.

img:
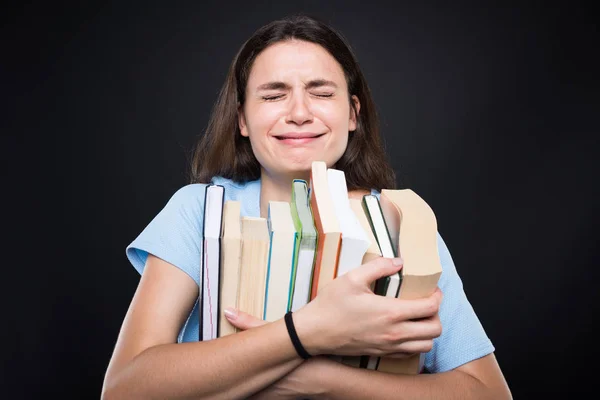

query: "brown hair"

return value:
[190, 14, 396, 191]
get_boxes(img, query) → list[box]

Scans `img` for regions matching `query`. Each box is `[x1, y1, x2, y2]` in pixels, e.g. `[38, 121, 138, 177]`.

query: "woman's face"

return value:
[239, 40, 359, 180]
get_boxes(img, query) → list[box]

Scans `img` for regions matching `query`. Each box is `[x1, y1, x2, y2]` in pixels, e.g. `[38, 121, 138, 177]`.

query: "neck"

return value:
[259, 169, 310, 218]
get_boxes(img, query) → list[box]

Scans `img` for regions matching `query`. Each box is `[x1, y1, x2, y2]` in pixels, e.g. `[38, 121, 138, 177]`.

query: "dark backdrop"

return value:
[4, 1, 598, 398]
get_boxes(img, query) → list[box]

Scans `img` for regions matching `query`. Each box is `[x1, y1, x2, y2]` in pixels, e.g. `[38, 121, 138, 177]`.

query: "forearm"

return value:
[103, 319, 302, 400]
[320, 362, 501, 400]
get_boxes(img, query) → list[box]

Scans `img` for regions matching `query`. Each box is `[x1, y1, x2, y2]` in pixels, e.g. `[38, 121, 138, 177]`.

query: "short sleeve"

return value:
[424, 233, 495, 372]
[125, 184, 208, 286]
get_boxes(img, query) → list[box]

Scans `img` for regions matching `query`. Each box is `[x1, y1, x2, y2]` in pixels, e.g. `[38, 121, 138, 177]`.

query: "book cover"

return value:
[309, 161, 342, 300]
[362, 194, 401, 298]
[327, 168, 371, 278]
[289, 179, 317, 312]
[200, 184, 225, 341]
[376, 189, 443, 374]
[349, 198, 382, 265]
[238, 217, 270, 320]
[359, 194, 401, 370]
[218, 200, 242, 337]
[264, 201, 297, 322]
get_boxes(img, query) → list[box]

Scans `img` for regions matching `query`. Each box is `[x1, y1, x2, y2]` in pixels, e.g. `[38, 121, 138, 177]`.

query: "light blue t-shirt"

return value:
[126, 176, 495, 373]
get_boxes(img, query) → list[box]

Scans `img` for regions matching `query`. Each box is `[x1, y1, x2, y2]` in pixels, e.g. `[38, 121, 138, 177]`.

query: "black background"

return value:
[3, 1, 598, 398]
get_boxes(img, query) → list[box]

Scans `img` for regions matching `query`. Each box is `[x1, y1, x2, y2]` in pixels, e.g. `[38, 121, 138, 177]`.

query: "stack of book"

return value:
[199, 161, 442, 375]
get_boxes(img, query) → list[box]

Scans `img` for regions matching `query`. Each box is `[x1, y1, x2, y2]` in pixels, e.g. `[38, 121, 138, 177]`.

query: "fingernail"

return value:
[224, 308, 238, 320]
[392, 257, 403, 266]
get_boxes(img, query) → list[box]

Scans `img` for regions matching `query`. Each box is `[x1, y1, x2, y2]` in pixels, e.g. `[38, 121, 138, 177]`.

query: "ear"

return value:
[349, 95, 361, 132]
[238, 104, 249, 137]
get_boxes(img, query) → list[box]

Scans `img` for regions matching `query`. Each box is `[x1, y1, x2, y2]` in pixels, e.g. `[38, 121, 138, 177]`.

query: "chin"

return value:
[280, 155, 315, 171]
[262, 162, 310, 182]
[282, 164, 312, 179]
[264, 151, 344, 180]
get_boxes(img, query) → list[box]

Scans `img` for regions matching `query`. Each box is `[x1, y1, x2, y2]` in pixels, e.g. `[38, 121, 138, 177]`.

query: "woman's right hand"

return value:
[293, 257, 443, 358]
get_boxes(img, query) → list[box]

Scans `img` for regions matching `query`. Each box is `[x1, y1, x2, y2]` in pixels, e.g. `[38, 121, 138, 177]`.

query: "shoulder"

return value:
[436, 232, 460, 280]
[169, 183, 210, 202]
[162, 183, 211, 218]
[165, 177, 256, 211]
[211, 176, 258, 193]
[125, 183, 210, 285]
[211, 176, 261, 209]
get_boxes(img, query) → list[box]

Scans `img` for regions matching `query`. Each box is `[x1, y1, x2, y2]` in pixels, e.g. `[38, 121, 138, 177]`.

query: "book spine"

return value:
[309, 185, 323, 301]
[287, 232, 299, 312]
[263, 230, 274, 320]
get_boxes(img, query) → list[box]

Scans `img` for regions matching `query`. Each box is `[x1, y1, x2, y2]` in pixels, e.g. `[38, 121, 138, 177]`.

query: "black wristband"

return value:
[284, 311, 311, 359]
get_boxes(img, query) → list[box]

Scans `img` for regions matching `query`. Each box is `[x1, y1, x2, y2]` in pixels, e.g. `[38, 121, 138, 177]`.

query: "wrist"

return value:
[311, 356, 340, 400]
[290, 307, 326, 356]
[285, 311, 312, 359]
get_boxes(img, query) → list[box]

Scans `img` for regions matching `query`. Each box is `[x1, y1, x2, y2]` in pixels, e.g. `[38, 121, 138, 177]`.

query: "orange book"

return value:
[309, 161, 342, 300]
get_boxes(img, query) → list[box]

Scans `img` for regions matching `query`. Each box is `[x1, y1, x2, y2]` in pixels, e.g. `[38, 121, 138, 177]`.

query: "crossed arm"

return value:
[102, 254, 511, 399]
[230, 311, 512, 400]
[246, 354, 511, 399]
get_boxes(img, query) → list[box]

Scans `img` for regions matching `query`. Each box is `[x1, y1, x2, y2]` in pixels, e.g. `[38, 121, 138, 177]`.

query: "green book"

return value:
[289, 179, 318, 312]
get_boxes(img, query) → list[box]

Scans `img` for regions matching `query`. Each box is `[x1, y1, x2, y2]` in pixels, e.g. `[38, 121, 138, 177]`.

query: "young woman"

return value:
[102, 15, 511, 399]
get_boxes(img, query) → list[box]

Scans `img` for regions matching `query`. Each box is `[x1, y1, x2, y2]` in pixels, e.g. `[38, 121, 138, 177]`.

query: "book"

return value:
[237, 217, 270, 320]
[376, 189, 443, 374]
[327, 168, 371, 278]
[362, 194, 401, 298]
[309, 161, 342, 300]
[336, 197, 386, 369]
[264, 201, 297, 322]
[200, 184, 225, 341]
[359, 194, 402, 370]
[289, 179, 317, 312]
[349, 198, 382, 265]
[218, 200, 242, 337]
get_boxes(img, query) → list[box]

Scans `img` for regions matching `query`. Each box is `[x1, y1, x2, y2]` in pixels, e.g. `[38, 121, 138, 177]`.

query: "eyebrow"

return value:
[256, 79, 338, 91]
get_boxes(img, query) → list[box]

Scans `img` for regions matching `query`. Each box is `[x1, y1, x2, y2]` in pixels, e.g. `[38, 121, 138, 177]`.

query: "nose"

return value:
[285, 93, 313, 125]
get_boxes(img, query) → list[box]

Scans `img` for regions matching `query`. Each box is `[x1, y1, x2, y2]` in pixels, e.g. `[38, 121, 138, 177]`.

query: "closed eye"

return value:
[262, 94, 285, 101]
[262, 93, 333, 101]
[313, 93, 334, 98]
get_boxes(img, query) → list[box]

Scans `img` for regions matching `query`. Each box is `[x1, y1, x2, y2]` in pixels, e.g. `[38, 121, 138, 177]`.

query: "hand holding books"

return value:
[287, 257, 442, 359]
[202, 161, 443, 374]
[225, 256, 443, 361]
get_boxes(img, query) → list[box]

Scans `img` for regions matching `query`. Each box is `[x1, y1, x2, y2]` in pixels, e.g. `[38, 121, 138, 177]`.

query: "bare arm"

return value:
[249, 353, 511, 399]
[103, 255, 437, 399]
[320, 353, 511, 400]
[101, 254, 303, 400]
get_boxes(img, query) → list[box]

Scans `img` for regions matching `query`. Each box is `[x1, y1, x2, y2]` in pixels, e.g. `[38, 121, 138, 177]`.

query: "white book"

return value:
[264, 201, 297, 322]
[218, 200, 242, 337]
[200, 184, 224, 341]
[327, 168, 371, 277]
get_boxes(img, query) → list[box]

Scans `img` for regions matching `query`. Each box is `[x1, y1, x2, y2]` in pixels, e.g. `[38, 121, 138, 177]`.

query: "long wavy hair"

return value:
[190, 14, 396, 191]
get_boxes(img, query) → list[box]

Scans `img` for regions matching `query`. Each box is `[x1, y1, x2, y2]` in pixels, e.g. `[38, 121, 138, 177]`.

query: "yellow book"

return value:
[237, 217, 270, 320]
[376, 189, 443, 374]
